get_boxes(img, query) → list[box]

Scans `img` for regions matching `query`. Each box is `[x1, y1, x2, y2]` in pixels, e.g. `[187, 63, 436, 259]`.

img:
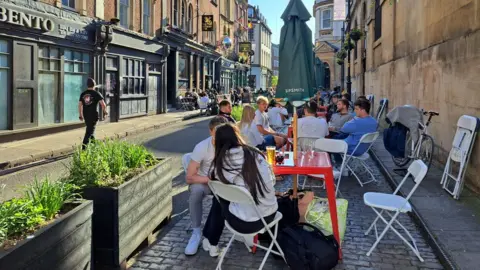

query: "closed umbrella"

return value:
[275, 0, 315, 103]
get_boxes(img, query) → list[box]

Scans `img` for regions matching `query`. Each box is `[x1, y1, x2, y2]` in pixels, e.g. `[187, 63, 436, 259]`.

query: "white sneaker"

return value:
[184, 230, 202, 255]
[202, 238, 220, 257]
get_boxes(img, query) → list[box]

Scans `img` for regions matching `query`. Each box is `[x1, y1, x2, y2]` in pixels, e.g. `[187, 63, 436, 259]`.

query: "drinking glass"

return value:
[266, 146, 276, 165]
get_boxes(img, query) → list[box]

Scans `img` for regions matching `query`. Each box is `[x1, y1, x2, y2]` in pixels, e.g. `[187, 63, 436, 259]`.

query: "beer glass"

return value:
[266, 146, 276, 165]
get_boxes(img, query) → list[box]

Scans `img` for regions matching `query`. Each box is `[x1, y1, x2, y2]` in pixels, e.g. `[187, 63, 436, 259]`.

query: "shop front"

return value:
[101, 28, 168, 121]
[219, 57, 235, 92]
[0, 2, 96, 131]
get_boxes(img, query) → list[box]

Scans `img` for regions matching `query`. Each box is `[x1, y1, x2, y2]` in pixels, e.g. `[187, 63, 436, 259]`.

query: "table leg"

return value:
[324, 169, 342, 259]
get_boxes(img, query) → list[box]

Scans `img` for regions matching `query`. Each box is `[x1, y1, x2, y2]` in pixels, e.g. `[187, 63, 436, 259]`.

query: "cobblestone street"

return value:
[131, 158, 444, 270]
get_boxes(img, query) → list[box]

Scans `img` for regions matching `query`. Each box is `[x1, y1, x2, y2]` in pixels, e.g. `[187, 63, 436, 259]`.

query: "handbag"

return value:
[278, 223, 339, 270]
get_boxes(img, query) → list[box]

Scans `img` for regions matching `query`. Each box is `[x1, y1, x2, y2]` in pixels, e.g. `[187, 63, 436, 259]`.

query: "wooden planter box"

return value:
[83, 158, 173, 269]
[0, 201, 93, 270]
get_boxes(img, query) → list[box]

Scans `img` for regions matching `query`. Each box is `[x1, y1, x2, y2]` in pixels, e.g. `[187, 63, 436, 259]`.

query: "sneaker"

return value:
[202, 238, 220, 257]
[184, 230, 202, 255]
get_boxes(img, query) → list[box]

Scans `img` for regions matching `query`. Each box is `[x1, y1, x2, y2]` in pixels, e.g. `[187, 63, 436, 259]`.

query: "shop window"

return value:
[122, 58, 146, 96]
[64, 50, 91, 123]
[0, 40, 8, 130]
[38, 46, 61, 125]
[62, 0, 75, 9]
[143, 0, 151, 35]
[120, 0, 129, 28]
[374, 0, 382, 41]
[178, 54, 189, 90]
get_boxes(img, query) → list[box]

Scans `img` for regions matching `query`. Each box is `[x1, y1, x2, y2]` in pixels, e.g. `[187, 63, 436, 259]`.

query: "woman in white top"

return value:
[297, 101, 329, 151]
[238, 105, 263, 147]
[202, 123, 278, 257]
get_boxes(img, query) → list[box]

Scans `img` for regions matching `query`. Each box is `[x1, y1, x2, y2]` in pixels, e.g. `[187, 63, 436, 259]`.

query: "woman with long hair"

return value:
[201, 124, 278, 257]
[238, 104, 263, 147]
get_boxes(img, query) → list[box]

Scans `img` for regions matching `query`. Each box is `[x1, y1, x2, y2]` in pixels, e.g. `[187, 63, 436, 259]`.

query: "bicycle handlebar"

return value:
[423, 110, 439, 116]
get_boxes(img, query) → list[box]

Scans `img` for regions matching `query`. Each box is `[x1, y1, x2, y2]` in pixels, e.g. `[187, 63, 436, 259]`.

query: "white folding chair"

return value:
[182, 153, 192, 174]
[304, 139, 348, 196]
[363, 160, 428, 262]
[345, 132, 380, 187]
[207, 181, 285, 270]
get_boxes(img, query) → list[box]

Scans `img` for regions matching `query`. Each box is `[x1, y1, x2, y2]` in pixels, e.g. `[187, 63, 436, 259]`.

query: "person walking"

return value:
[78, 78, 107, 150]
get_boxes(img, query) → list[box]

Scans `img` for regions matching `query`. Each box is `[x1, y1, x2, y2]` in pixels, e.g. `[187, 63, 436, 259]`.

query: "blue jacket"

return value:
[340, 116, 378, 155]
[383, 122, 408, 158]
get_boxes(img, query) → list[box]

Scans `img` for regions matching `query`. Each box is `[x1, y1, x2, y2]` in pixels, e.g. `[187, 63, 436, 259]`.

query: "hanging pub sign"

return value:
[202, 15, 214, 31]
[239, 42, 252, 53]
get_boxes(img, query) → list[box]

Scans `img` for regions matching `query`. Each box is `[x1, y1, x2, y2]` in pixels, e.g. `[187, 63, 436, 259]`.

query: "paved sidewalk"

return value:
[131, 158, 443, 270]
[0, 110, 201, 169]
[371, 137, 480, 270]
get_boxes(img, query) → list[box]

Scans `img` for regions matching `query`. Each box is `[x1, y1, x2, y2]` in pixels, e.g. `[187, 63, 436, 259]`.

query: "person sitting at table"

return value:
[339, 98, 377, 156]
[202, 123, 278, 257]
[328, 99, 354, 137]
[253, 96, 287, 150]
[297, 101, 329, 151]
[218, 99, 236, 124]
[327, 94, 340, 121]
[239, 104, 262, 147]
[267, 100, 288, 133]
[342, 93, 354, 113]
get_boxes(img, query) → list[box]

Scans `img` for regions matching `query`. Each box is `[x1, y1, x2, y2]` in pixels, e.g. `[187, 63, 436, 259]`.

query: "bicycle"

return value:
[392, 110, 439, 169]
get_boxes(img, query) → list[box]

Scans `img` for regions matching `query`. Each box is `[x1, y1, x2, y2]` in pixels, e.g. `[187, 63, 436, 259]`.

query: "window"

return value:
[248, 28, 254, 41]
[120, 0, 129, 28]
[374, 0, 382, 40]
[321, 9, 332, 29]
[62, 0, 75, 9]
[178, 54, 189, 90]
[38, 46, 61, 125]
[181, 0, 186, 30]
[225, 0, 230, 19]
[0, 40, 8, 130]
[121, 58, 146, 95]
[173, 0, 179, 26]
[64, 50, 91, 122]
[248, 7, 254, 18]
[143, 0, 151, 34]
[188, 4, 193, 33]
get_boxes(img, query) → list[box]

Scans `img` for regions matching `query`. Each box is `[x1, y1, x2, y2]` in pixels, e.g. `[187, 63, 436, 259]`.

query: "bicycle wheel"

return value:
[419, 134, 435, 169]
[392, 131, 413, 167]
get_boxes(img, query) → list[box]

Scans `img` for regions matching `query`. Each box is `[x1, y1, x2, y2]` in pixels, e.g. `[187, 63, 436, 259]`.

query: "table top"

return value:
[273, 151, 333, 176]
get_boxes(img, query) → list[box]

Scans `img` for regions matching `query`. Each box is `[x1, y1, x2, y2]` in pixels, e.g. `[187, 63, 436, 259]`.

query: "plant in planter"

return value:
[336, 49, 347, 60]
[349, 28, 363, 41]
[343, 40, 355, 51]
[67, 140, 173, 268]
[0, 177, 92, 270]
[336, 58, 344, 65]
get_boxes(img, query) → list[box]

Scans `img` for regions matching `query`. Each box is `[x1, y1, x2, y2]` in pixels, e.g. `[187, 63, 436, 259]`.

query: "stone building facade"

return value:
[349, 0, 480, 192]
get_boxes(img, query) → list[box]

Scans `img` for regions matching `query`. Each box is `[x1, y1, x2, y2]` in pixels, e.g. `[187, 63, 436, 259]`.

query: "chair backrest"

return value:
[182, 153, 192, 174]
[394, 160, 428, 200]
[314, 138, 348, 154]
[208, 181, 255, 205]
[349, 131, 380, 157]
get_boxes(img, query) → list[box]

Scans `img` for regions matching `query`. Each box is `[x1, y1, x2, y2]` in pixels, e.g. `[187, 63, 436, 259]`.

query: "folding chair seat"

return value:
[208, 181, 286, 270]
[363, 160, 428, 262]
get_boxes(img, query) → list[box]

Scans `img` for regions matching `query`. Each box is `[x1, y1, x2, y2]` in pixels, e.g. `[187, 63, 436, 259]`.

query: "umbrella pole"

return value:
[292, 108, 298, 199]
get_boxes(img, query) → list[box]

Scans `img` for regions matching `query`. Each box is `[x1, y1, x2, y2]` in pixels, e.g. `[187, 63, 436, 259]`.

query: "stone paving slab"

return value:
[371, 136, 480, 270]
[131, 156, 443, 270]
[0, 110, 201, 169]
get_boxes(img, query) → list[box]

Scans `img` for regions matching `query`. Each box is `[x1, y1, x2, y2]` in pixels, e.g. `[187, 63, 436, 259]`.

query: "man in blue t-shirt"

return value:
[340, 98, 377, 155]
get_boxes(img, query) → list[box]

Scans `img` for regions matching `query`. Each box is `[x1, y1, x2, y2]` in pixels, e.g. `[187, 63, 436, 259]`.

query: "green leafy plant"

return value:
[231, 106, 244, 122]
[343, 40, 355, 51]
[24, 177, 80, 220]
[349, 28, 363, 41]
[336, 58, 345, 65]
[336, 49, 347, 60]
[0, 198, 45, 243]
[68, 140, 157, 187]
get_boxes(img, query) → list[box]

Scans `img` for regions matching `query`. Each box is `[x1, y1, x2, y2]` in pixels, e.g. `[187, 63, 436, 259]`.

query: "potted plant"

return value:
[336, 49, 347, 60]
[336, 58, 344, 65]
[0, 177, 93, 270]
[67, 140, 173, 268]
[349, 28, 363, 41]
[343, 40, 355, 51]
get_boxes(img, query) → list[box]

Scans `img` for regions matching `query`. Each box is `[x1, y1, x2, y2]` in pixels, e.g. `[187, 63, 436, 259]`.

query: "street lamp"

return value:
[346, 0, 352, 99]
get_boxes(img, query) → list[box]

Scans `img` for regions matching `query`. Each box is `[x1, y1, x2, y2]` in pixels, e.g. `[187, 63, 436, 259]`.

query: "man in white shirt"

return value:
[184, 116, 228, 256]
[267, 100, 288, 132]
[297, 101, 329, 150]
[252, 96, 287, 150]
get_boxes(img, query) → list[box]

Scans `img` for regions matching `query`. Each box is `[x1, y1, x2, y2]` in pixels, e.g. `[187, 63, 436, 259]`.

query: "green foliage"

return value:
[336, 58, 344, 65]
[24, 177, 80, 220]
[271, 76, 278, 87]
[336, 49, 347, 60]
[0, 198, 45, 244]
[231, 106, 244, 122]
[68, 140, 157, 187]
[349, 28, 363, 41]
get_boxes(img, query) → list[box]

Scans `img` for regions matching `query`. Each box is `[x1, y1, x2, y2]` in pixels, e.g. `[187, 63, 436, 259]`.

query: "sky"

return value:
[248, 0, 315, 44]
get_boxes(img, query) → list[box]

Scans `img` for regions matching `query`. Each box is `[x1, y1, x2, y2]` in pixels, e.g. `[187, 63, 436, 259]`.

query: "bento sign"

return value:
[0, 7, 55, 32]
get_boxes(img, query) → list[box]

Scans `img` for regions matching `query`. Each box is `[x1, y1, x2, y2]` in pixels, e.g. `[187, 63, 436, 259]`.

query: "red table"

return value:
[273, 151, 342, 258]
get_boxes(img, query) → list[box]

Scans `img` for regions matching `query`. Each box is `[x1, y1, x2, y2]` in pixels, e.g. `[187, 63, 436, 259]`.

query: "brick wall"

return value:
[104, 0, 117, 21]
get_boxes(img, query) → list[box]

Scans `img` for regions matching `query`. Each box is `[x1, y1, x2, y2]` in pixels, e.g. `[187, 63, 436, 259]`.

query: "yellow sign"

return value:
[202, 15, 214, 31]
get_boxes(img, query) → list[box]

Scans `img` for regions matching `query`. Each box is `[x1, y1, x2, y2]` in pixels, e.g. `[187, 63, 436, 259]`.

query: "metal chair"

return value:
[208, 181, 286, 270]
[363, 160, 428, 262]
[345, 132, 380, 187]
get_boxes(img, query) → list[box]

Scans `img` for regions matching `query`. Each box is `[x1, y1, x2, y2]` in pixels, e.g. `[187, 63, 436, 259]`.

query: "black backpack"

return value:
[278, 223, 339, 270]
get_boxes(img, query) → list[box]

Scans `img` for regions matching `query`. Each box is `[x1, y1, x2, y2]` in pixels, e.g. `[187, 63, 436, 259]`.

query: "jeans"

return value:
[82, 119, 97, 150]
[203, 197, 276, 246]
[189, 184, 212, 228]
